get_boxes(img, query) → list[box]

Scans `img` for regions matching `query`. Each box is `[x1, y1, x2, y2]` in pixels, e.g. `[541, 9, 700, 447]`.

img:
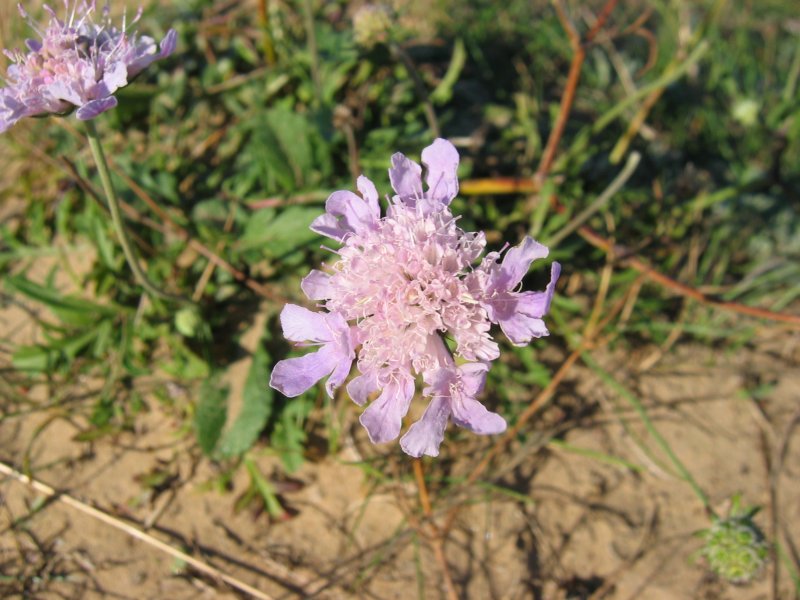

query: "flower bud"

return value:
[701, 499, 769, 584]
[352, 5, 391, 49]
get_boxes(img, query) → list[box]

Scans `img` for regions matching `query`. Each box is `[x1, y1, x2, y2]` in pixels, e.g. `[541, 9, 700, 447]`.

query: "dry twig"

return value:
[0, 460, 276, 600]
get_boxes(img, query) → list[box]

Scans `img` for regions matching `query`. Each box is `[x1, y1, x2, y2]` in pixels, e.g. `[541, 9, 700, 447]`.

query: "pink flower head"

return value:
[0, 1, 176, 132]
[270, 139, 561, 457]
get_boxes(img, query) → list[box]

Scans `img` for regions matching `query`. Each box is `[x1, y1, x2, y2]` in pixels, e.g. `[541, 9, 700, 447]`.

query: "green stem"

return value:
[257, 0, 276, 66]
[84, 120, 186, 303]
[389, 40, 441, 138]
[302, 0, 321, 106]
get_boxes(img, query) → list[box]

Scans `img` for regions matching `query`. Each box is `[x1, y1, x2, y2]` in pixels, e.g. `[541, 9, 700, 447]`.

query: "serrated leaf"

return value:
[194, 379, 228, 456]
[219, 343, 274, 457]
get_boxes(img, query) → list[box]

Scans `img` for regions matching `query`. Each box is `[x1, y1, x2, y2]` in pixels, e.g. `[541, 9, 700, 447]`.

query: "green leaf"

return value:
[243, 457, 285, 518]
[219, 343, 274, 457]
[5, 274, 123, 327]
[12, 345, 55, 372]
[271, 393, 313, 473]
[239, 206, 320, 256]
[431, 38, 467, 104]
[194, 379, 228, 456]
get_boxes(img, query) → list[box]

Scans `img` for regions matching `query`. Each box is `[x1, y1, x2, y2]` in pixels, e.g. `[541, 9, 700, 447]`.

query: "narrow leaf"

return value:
[219, 343, 274, 457]
[194, 379, 228, 456]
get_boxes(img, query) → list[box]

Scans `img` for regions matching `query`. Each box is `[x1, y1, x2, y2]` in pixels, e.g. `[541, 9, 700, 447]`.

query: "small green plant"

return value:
[700, 496, 769, 584]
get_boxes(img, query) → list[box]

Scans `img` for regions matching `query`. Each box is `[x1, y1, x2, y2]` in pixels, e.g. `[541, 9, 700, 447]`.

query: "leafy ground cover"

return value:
[0, 0, 798, 598]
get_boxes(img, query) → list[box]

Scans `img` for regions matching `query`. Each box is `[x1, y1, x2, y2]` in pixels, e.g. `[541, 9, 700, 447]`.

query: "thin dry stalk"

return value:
[0, 461, 276, 600]
[577, 226, 800, 328]
[534, 0, 619, 184]
[412, 459, 458, 600]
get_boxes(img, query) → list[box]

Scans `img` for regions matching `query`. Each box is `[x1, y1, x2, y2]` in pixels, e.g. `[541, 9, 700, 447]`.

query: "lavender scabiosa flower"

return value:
[270, 139, 560, 457]
[0, 1, 176, 132]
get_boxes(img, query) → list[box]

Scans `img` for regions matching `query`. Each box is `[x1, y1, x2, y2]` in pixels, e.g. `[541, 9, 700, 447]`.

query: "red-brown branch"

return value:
[535, 0, 619, 182]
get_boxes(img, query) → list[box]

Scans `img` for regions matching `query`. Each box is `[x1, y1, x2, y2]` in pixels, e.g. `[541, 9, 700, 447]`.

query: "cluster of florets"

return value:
[0, 1, 176, 132]
[270, 139, 560, 457]
[701, 500, 769, 584]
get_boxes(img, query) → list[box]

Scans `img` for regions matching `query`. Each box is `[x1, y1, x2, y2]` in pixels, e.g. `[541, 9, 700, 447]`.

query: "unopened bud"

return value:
[352, 5, 391, 49]
[701, 498, 768, 584]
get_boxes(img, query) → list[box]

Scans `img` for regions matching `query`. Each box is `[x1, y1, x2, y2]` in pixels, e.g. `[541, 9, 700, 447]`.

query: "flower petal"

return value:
[159, 29, 178, 58]
[400, 395, 450, 458]
[103, 61, 128, 95]
[301, 270, 333, 301]
[270, 344, 337, 397]
[457, 362, 490, 397]
[356, 175, 380, 220]
[326, 190, 379, 235]
[325, 354, 353, 398]
[498, 311, 549, 345]
[280, 304, 332, 343]
[347, 371, 379, 406]
[310, 188, 380, 241]
[421, 138, 459, 205]
[309, 213, 347, 241]
[75, 96, 118, 120]
[495, 262, 560, 345]
[494, 236, 549, 290]
[451, 396, 506, 435]
[359, 374, 414, 444]
[388, 152, 423, 199]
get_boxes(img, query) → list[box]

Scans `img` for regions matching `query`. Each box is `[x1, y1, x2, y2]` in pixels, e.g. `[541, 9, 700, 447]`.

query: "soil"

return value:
[1, 232, 799, 600]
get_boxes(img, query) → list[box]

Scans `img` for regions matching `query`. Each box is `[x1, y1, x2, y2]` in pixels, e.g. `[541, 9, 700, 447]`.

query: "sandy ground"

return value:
[1, 279, 798, 600]
[1, 210, 799, 599]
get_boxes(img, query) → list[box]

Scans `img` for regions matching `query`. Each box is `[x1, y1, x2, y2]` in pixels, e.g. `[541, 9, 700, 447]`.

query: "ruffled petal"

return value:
[359, 374, 414, 444]
[270, 344, 338, 397]
[326, 190, 379, 235]
[498, 311, 549, 345]
[103, 60, 128, 95]
[494, 236, 549, 290]
[421, 138, 459, 205]
[279, 304, 332, 343]
[301, 270, 333, 301]
[495, 262, 560, 345]
[388, 152, 423, 200]
[309, 213, 346, 241]
[159, 29, 178, 58]
[450, 396, 506, 435]
[75, 96, 118, 120]
[356, 175, 381, 220]
[399, 395, 450, 458]
[325, 350, 354, 398]
[458, 362, 490, 397]
[310, 188, 380, 241]
[539, 261, 561, 315]
[346, 371, 379, 406]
